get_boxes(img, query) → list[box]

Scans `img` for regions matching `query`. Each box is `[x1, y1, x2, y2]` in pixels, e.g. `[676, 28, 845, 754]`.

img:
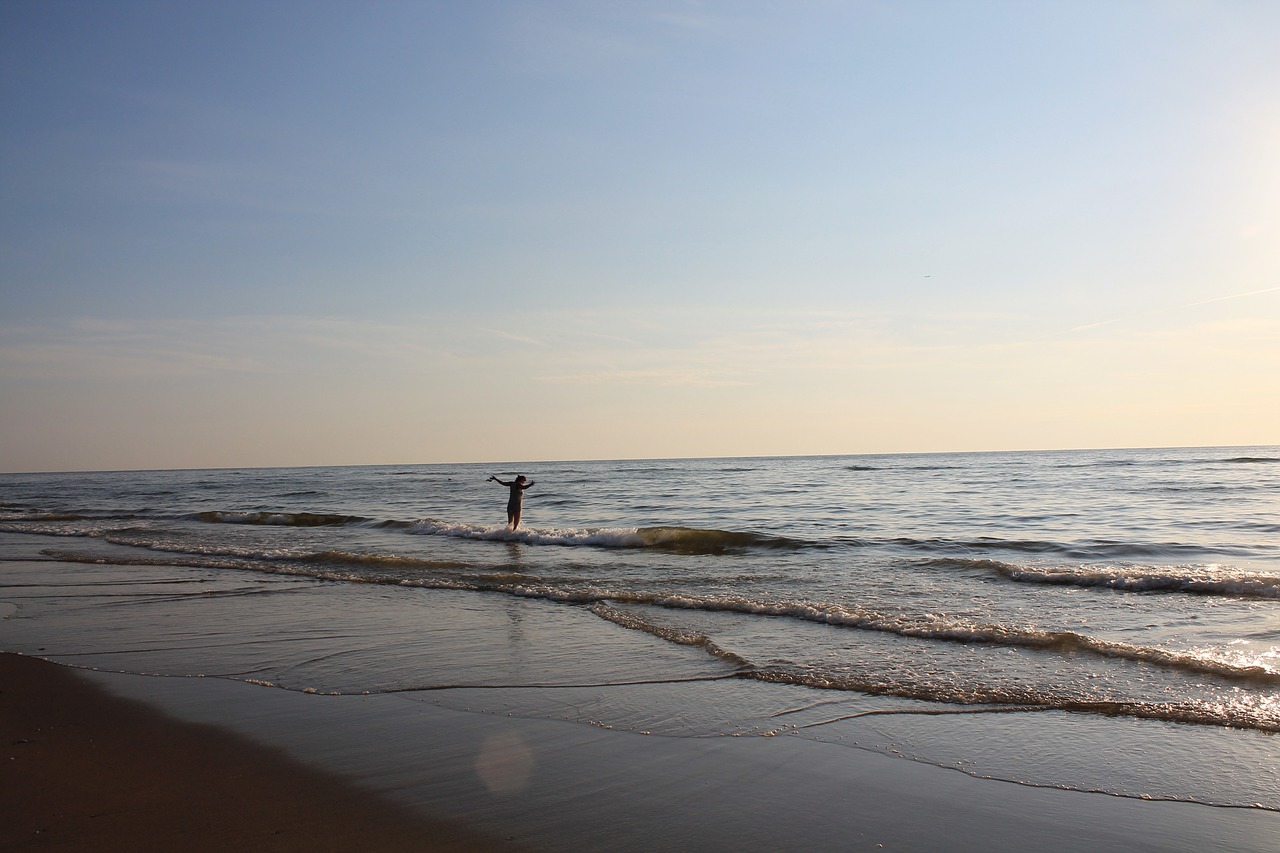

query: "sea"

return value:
[2, 446, 1278, 813]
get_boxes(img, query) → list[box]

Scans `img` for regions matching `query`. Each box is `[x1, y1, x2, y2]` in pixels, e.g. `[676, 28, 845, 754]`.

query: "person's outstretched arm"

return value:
[522, 480, 536, 489]
[488, 476, 512, 486]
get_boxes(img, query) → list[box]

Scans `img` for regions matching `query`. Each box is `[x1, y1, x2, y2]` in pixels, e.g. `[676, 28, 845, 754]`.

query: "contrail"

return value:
[1185, 286, 1280, 307]
[1068, 285, 1278, 335]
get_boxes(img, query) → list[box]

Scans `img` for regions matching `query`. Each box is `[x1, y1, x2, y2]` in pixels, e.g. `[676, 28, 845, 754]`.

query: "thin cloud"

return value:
[0, 315, 452, 381]
[536, 369, 749, 387]
[1070, 319, 1119, 332]
[483, 328, 548, 347]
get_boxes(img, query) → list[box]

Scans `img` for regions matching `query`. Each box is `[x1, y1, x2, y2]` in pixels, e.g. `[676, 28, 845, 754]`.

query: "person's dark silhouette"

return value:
[488, 474, 535, 530]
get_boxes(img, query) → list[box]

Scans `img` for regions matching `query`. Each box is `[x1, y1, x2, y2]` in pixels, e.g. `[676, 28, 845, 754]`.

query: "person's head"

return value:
[515, 474, 526, 483]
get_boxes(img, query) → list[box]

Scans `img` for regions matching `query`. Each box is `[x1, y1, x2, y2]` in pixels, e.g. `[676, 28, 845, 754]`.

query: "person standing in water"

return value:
[487, 474, 536, 530]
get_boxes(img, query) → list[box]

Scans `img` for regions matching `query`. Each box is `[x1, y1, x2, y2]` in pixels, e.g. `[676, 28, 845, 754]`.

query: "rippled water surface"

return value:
[2, 446, 1278, 808]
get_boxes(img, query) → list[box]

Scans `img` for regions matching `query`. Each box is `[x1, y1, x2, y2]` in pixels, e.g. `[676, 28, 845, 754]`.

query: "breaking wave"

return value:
[587, 602, 1280, 732]
[745, 668, 1280, 733]
[38, 543, 1279, 691]
[597, 594, 1280, 687]
[409, 520, 809, 555]
[994, 563, 1280, 600]
[894, 536, 1257, 560]
[190, 510, 370, 527]
[921, 558, 1280, 600]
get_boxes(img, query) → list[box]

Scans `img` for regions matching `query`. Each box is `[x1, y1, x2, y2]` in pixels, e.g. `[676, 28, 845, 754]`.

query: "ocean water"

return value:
[2, 446, 1278, 812]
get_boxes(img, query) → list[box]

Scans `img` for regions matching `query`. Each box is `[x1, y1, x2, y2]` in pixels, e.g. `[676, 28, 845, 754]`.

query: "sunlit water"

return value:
[2, 446, 1277, 809]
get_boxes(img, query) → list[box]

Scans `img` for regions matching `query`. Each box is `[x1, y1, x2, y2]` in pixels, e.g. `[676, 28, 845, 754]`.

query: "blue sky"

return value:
[2, 0, 1277, 471]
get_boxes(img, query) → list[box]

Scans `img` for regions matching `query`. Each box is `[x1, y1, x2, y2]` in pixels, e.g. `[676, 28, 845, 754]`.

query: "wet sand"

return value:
[0, 652, 517, 852]
[6, 651, 1280, 852]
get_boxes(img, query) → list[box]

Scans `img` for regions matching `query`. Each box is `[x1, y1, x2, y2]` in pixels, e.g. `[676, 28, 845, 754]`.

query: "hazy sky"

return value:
[2, 0, 1277, 472]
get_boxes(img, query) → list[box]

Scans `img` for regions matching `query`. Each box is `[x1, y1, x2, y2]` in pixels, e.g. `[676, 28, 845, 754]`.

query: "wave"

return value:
[65, 531, 1276, 686]
[588, 603, 751, 667]
[843, 464, 964, 472]
[746, 668, 1280, 733]
[920, 557, 1280, 600]
[993, 563, 1280, 600]
[39, 547, 472, 580]
[891, 536, 1257, 561]
[587, 602, 1280, 733]
[1056, 455, 1280, 469]
[638, 526, 809, 554]
[10, 509, 814, 556]
[4, 515, 811, 568]
[35, 546, 1280, 731]
[0, 512, 87, 522]
[0, 521, 120, 539]
[93, 531, 478, 573]
[22, 528, 1276, 684]
[0, 513, 1262, 568]
[409, 520, 810, 555]
[190, 510, 370, 527]
[596, 594, 1280, 686]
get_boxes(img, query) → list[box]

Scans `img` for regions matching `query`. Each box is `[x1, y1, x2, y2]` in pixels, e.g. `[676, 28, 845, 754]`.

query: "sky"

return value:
[1, 0, 1277, 472]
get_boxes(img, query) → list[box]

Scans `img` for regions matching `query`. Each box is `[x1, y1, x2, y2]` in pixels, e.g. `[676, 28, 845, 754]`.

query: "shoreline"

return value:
[5, 652, 1280, 852]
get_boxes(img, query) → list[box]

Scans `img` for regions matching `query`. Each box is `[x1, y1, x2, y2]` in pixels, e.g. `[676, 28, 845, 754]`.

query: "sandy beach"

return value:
[5, 649, 1280, 852]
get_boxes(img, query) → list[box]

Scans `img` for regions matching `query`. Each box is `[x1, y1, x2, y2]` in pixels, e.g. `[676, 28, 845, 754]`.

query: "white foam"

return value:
[408, 519, 645, 548]
[996, 563, 1280, 599]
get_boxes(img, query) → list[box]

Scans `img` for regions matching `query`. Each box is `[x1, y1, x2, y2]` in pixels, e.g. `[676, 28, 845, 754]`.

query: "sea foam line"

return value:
[602, 593, 1280, 686]
[746, 666, 1280, 733]
[923, 557, 1280, 600]
[995, 563, 1280, 599]
[588, 602, 752, 668]
[29, 547, 1280, 734]
[33, 543, 1280, 686]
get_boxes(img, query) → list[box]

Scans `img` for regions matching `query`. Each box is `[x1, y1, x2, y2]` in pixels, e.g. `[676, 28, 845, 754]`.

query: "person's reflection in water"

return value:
[504, 596, 525, 660]
[503, 540, 524, 569]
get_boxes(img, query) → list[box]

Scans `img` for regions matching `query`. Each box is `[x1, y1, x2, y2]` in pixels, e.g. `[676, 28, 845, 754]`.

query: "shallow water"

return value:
[2, 446, 1278, 809]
